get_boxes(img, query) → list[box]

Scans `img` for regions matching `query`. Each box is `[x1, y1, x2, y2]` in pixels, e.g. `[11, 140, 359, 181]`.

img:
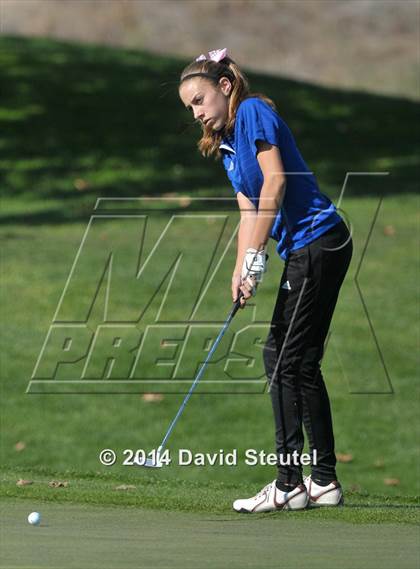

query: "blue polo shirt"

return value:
[220, 97, 342, 260]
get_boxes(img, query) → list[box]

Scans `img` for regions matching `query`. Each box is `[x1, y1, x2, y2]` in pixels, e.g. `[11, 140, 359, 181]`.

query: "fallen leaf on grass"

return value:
[16, 479, 33, 486]
[336, 453, 353, 463]
[373, 459, 385, 468]
[179, 196, 191, 208]
[384, 478, 400, 486]
[383, 225, 396, 236]
[142, 393, 164, 403]
[48, 480, 69, 488]
[74, 178, 89, 191]
[114, 484, 136, 491]
[14, 441, 26, 452]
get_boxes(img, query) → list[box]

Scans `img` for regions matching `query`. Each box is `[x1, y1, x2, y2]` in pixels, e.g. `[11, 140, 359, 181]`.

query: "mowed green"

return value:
[2, 500, 419, 569]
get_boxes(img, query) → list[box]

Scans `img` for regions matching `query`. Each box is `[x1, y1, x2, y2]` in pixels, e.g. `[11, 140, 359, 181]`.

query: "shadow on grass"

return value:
[0, 35, 419, 226]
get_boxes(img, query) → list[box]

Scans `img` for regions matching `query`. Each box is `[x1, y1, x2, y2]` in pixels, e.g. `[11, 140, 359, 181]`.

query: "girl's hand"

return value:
[241, 248, 267, 285]
[232, 273, 255, 308]
[239, 249, 269, 301]
[232, 273, 246, 309]
[239, 275, 257, 307]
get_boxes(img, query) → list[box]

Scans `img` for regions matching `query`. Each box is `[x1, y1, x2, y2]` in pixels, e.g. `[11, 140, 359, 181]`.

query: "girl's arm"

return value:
[232, 192, 257, 302]
[237, 142, 286, 305]
[248, 141, 286, 251]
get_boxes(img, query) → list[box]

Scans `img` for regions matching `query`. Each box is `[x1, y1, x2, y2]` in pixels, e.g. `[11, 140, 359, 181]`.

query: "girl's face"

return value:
[179, 77, 232, 132]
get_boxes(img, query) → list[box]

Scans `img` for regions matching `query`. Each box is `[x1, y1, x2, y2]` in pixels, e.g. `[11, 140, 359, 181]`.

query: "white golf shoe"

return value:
[233, 480, 308, 513]
[304, 475, 344, 507]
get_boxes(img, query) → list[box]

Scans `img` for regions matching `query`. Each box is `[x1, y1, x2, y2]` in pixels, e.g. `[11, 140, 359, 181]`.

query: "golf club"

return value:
[142, 291, 244, 468]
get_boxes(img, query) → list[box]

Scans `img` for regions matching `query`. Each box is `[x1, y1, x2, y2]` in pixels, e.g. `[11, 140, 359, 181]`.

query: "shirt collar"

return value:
[219, 136, 236, 154]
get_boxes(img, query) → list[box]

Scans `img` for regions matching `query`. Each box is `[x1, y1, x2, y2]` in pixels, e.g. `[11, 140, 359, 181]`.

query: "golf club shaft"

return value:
[156, 292, 244, 455]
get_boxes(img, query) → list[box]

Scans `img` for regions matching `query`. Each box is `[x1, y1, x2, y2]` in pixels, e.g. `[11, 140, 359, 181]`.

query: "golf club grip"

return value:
[231, 290, 245, 318]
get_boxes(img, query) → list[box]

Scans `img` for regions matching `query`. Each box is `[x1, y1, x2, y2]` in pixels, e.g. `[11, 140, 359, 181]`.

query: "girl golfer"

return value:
[179, 49, 353, 512]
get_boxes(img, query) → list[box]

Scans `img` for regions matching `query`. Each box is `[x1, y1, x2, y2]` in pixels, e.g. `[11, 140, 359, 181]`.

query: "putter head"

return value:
[143, 457, 162, 468]
[141, 447, 164, 468]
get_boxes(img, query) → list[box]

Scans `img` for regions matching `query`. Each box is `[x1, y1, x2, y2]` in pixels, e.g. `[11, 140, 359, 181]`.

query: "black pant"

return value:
[263, 220, 353, 486]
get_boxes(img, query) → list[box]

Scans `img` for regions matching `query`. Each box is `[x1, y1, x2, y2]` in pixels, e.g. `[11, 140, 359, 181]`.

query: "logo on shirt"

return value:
[281, 280, 292, 290]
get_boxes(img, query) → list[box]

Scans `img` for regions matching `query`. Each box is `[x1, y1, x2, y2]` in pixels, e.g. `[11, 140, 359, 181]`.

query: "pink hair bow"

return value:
[195, 48, 228, 63]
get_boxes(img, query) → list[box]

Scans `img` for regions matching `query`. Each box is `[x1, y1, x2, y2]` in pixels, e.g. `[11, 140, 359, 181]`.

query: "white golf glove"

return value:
[241, 248, 268, 295]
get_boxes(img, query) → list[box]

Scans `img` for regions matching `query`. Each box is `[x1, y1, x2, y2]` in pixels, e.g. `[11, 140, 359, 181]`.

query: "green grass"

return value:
[0, 33, 419, 544]
[1, 196, 418, 498]
[1, 467, 419, 525]
[0, 34, 419, 226]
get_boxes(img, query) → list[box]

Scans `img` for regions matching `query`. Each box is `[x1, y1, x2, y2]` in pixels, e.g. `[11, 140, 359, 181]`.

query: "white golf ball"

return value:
[27, 512, 41, 526]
